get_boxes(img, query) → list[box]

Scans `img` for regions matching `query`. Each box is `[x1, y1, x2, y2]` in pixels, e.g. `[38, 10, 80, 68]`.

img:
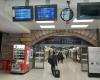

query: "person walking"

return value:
[57, 51, 64, 63]
[48, 51, 58, 74]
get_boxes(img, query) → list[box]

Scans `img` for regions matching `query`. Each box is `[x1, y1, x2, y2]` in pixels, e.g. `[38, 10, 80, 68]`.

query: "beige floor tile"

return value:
[0, 58, 100, 80]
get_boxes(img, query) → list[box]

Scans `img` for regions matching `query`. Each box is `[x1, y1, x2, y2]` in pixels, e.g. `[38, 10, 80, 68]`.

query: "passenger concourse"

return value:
[0, 59, 100, 80]
[0, 0, 100, 79]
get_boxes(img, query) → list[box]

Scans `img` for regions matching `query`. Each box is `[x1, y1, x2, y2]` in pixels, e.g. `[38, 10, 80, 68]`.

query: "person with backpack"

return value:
[57, 51, 64, 63]
[48, 51, 58, 74]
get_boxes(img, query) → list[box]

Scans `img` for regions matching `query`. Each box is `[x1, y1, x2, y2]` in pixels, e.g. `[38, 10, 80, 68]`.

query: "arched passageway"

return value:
[31, 29, 97, 46]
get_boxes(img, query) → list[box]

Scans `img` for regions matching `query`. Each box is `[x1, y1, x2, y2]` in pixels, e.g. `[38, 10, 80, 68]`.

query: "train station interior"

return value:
[0, 0, 100, 80]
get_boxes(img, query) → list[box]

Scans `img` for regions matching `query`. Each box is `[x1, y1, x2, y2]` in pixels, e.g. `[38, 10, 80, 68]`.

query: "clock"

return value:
[60, 8, 73, 21]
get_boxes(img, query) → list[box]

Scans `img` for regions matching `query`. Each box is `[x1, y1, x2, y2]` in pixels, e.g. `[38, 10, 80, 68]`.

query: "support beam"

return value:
[96, 29, 100, 46]
[25, 0, 29, 6]
[45, 0, 50, 4]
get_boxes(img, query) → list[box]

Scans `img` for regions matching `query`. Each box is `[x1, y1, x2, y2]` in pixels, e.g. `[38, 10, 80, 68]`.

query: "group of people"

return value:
[48, 51, 64, 74]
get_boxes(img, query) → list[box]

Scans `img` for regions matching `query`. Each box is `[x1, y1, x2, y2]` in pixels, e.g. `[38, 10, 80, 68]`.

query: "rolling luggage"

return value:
[53, 69, 60, 78]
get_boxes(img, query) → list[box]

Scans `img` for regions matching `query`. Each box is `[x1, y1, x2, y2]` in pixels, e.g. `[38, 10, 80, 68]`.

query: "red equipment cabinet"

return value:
[2, 59, 11, 72]
[11, 44, 30, 73]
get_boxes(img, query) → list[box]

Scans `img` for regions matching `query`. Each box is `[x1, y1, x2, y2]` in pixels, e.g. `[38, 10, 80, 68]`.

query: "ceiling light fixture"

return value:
[71, 25, 88, 28]
[36, 21, 54, 23]
[73, 18, 94, 22]
[40, 25, 55, 28]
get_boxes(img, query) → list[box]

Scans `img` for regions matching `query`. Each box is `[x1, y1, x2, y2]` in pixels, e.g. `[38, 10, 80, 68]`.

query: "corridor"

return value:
[0, 59, 99, 80]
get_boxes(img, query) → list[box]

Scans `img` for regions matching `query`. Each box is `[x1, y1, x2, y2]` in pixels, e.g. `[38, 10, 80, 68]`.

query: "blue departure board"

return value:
[37, 8, 55, 20]
[12, 6, 33, 21]
[15, 9, 31, 19]
[35, 5, 57, 21]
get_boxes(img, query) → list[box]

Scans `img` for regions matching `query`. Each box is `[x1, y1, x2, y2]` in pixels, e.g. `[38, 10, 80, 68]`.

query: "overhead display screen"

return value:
[35, 5, 57, 21]
[77, 2, 100, 19]
[15, 9, 31, 19]
[12, 6, 33, 21]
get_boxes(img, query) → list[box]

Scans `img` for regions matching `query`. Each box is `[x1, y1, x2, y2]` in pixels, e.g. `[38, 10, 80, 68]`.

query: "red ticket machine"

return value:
[11, 44, 30, 73]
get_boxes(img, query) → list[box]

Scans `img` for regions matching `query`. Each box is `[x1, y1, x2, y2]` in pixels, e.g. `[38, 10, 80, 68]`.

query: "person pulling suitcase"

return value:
[48, 51, 60, 78]
[48, 51, 58, 74]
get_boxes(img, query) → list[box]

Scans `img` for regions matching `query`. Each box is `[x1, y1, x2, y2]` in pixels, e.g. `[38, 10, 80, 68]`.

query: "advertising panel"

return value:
[88, 47, 100, 73]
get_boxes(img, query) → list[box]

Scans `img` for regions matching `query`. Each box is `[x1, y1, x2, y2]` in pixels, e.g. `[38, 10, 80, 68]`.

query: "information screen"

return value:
[35, 5, 57, 21]
[13, 6, 33, 21]
[77, 2, 100, 19]
[15, 9, 31, 19]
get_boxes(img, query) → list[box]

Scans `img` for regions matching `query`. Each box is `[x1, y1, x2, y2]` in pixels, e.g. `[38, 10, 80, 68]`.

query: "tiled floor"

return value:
[0, 59, 100, 80]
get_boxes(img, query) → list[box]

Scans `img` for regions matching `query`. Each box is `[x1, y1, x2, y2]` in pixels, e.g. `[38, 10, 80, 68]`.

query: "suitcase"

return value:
[53, 69, 60, 78]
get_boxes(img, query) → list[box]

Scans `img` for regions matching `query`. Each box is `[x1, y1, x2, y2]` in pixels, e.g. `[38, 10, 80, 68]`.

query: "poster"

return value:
[88, 47, 100, 73]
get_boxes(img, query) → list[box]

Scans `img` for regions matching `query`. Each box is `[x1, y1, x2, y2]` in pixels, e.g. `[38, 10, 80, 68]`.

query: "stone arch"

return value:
[31, 30, 97, 46]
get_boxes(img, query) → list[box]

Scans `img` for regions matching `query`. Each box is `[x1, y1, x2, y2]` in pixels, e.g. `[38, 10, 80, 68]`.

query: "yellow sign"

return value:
[20, 38, 32, 42]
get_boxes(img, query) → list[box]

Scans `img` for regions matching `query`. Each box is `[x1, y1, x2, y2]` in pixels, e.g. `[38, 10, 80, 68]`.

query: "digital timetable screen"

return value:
[35, 5, 57, 21]
[15, 9, 31, 19]
[37, 8, 55, 20]
[12, 6, 33, 21]
[77, 2, 100, 19]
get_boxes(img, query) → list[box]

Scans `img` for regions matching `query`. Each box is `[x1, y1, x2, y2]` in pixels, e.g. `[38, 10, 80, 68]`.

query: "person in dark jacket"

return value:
[57, 51, 64, 63]
[48, 51, 58, 74]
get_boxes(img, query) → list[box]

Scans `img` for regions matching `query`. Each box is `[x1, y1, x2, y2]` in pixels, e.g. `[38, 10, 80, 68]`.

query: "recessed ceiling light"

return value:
[40, 25, 55, 28]
[36, 21, 54, 23]
[73, 18, 94, 22]
[71, 25, 88, 28]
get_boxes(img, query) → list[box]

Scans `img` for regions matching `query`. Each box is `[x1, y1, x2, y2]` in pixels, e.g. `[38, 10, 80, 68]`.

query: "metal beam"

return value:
[45, 0, 50, 4]
[25, 0, 29, 6]
[96, 29, 100, 46]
